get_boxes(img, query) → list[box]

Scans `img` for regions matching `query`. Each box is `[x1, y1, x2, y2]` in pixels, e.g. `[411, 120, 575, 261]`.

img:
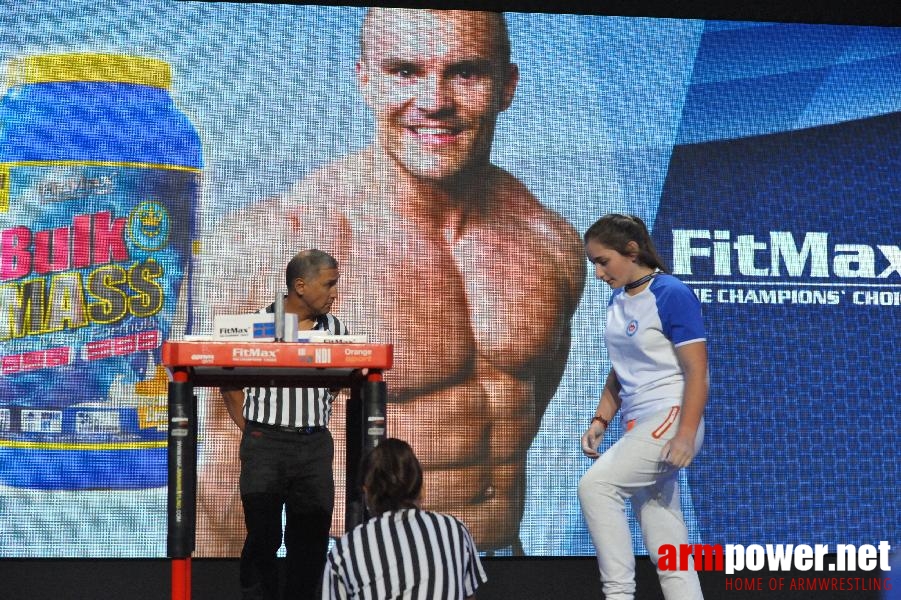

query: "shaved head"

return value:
[360, 8, 511, 69]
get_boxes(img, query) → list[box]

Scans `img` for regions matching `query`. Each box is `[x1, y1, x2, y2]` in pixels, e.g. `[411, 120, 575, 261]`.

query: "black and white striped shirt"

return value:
[322, 508, 487, 600]
[243, 310, 349, 428]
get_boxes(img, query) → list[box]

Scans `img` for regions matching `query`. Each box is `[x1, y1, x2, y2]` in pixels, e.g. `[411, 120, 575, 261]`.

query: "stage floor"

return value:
[2, 557, 892, 600]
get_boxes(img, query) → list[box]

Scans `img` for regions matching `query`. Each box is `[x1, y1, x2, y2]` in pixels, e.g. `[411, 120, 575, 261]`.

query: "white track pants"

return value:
[578, 406, 705, 600]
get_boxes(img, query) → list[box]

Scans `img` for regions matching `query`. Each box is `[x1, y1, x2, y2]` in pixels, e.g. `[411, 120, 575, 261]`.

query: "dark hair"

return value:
[583, 214, 668, 272]
[361, 438, 423, 515]
[285, 249, 338, 290]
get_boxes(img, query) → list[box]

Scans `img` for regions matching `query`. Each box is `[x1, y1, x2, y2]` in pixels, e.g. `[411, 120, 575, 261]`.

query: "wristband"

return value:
[591, 415, 609, 428]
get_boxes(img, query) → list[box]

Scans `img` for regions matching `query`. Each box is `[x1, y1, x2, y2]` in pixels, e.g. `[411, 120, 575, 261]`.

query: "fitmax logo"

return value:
[232, 347, 277, 359]
[672, 230, 900, 278]
[219, 327, 249, 336]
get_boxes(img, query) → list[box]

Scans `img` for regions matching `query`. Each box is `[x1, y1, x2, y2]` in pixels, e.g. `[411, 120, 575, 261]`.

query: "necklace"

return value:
[624, 270, 659, 291]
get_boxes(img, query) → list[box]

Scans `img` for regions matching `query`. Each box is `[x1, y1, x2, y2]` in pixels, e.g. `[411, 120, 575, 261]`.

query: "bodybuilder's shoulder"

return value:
[493, 168, 583, 252]
[492, 168, 586, 305]
[278, 153, 375, 224]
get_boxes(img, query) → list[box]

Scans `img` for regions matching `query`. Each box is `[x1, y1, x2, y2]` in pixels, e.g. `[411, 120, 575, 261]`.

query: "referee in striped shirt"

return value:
[322, 438, 488, 600]
[221, 249, 349, 600]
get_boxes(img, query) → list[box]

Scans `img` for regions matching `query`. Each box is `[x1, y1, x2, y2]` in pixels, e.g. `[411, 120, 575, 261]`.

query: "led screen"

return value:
[0, 2, 898, 558]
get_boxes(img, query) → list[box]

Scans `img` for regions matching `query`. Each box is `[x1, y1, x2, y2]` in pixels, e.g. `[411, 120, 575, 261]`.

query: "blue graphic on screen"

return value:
[653, 22, 901, 547]
[0, 3, 897, 558]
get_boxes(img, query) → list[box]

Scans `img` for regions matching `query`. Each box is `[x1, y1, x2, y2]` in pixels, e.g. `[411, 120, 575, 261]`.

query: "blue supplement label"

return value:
[0, 162, 199, 489]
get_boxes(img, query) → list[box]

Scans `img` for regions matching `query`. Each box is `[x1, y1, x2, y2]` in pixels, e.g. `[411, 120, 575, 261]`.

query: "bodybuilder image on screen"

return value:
[196, 8, 584, 555]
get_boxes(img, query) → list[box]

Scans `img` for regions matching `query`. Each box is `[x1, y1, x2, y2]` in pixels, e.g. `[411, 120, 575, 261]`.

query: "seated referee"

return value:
[322, 438, 488, 599]
[221, 249, 349, 600]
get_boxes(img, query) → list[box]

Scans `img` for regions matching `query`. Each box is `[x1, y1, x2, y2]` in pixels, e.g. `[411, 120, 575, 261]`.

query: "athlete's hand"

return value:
[581, 421, 607, 459]
[662, 432, 696, 468]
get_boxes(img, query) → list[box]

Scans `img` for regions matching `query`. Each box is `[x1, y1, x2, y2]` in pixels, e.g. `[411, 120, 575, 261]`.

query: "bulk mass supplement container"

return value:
[0, 53, 202, 489]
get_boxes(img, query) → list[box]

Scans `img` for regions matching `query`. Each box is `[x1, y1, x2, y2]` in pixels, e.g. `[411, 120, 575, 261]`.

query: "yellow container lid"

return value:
[7, 53, 171, 89]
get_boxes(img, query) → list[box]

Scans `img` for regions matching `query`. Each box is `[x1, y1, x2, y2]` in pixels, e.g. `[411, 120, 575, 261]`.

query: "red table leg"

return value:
[172, 556, 191, 600]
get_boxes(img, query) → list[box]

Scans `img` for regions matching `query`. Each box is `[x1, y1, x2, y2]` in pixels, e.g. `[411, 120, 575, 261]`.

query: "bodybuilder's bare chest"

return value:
[342, 228, 567, 373]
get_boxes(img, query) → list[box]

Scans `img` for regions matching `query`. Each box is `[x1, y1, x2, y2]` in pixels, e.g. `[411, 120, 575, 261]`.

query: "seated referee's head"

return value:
[361, 438, 423, 515]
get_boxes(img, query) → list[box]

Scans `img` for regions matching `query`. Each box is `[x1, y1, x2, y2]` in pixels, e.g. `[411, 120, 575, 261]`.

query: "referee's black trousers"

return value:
[238, 423, 335, 600]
